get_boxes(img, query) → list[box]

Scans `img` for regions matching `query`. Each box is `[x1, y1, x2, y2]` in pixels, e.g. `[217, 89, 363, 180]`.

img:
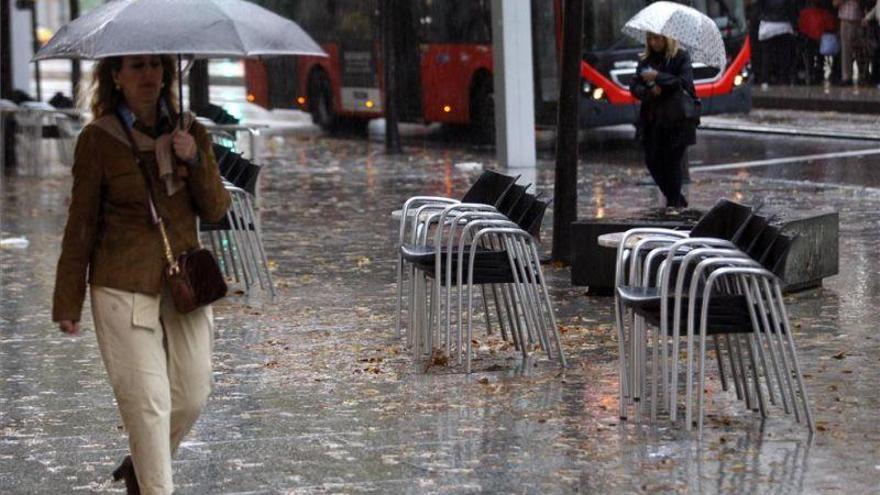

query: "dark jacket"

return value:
[52, 117, 230, 322]
[630, 48, 698, 147]
[759, 0, 798, 23]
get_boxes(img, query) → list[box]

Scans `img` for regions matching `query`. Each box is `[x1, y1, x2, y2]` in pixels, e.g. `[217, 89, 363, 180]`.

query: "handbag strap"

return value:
[114, 111, 180, 275]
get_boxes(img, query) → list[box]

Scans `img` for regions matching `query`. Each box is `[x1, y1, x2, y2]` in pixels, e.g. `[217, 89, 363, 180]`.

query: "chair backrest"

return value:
[495, 183, 530, 217]
[519, 198, 550, 240]
[733, 214, 770, 253]
[761, 233, 796, 279]
[233, 159, 262, 195]
[748, 224, 782, 261]
[460, 170, 519, 205]
[508, 192, 537, 225]
[689, 198, 754, 240]
[213, 143, 232, 164]
[220, 152, 247, 183]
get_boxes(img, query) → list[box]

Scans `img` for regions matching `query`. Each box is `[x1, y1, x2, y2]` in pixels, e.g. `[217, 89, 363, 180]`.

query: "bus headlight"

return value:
[582, 80, 592, 94]
[592, 87, 605, 100]
[734, 74, 744, 86]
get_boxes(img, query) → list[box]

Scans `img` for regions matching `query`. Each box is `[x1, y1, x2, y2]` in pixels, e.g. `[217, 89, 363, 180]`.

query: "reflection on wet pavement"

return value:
[2, 131, 879, 493]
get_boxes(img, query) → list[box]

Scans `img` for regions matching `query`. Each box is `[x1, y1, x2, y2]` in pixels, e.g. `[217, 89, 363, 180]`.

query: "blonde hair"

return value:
[84, 55, 178, 120]
[641, 35, 680, 60]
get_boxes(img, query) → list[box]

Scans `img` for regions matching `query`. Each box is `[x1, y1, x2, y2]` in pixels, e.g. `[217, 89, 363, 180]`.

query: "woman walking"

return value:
[630, 33, 697, 208]
[53, 55, 230, 494]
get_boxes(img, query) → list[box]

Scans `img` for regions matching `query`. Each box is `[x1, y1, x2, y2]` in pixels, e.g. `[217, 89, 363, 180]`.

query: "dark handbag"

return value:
[652, 87, 701, 126]
[164, 246, 228, 314]
[115, 113, 227, 313]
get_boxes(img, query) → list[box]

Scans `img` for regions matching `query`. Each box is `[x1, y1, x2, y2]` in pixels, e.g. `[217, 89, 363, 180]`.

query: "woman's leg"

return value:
[663, 144, 688, 207]
[643, 130, 671, 203]
[760, 39, 773, 84]
[91, 286, 174, 495]
[160, 287, 214, 454]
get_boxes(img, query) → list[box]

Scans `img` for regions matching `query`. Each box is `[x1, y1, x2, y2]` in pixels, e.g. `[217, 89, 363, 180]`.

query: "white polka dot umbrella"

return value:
[622, 1, 727, 69]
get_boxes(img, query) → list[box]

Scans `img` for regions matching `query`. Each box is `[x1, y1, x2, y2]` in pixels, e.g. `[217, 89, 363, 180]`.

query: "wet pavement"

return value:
[2, 125, 880, 494]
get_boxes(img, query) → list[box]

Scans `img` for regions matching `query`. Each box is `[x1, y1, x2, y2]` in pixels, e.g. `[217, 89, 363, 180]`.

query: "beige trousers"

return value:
[91, 285, 214, 495]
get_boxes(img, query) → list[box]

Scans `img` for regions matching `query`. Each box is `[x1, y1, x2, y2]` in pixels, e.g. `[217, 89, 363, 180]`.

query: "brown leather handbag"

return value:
[117, 112, 227, 314]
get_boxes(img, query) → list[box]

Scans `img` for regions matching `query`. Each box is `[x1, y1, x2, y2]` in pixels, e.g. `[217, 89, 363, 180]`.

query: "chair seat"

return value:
[618, 286, 760, 335]
[400, 244, 509, 266]
[200, 214, 254, 232]
[400, 244, 533, 285]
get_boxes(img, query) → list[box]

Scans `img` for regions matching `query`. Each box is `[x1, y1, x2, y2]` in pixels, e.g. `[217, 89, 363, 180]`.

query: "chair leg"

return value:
[733, 333, 753, 410]
[529, 242, 565, 367]
[763, 279, 802, 425]
[713, 336, 729, 392]
[500, 284, 522, 352]
[724, 334, 745, 401]
[750, 278, 790, 413]
[490, 284, 510, 343]
[773, 282, 814, 432]
[219, 231, 240, 283]
[513, 238, 546, 354]
[480, 286, 494, 336]
[395, 254, 405, 338]
[742, 276, 773, 416]
[615, 293, 629, 420]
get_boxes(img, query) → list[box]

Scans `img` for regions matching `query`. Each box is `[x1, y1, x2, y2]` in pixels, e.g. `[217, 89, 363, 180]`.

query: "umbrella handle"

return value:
[178, 54, 184, 130]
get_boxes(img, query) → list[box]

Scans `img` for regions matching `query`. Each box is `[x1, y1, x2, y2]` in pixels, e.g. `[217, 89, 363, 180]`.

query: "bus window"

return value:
[291, 1, 336, 41]
[419, 0, 491, 44]
[583, 0, 644, 52]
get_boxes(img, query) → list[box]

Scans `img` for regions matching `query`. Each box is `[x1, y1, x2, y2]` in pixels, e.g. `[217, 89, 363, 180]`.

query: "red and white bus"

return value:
[245, 0, 751, 142]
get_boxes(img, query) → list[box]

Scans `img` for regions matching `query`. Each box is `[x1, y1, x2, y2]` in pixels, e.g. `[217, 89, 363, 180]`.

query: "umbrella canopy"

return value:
[33, 0, 326, 61]
[622, 1, 726, 69]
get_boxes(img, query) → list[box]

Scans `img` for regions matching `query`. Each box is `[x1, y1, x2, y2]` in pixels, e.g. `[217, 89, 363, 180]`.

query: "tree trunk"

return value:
[2, 0, 16, 171]
[382, 0, 401, 154]
[551, 0, 583, 264]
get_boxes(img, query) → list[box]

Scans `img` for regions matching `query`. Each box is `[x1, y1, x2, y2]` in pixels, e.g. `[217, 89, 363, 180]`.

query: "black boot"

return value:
[112, 455, 141, 495]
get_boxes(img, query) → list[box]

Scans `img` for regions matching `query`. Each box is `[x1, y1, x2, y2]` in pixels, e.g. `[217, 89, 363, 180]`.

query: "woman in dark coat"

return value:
[630, 33, 697, 208]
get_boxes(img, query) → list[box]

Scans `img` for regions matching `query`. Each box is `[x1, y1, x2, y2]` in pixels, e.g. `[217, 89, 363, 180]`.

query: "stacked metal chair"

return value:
[13, 101, 81, 174]
[613, 199, 813, 435]
[200, 142, 275, 297]
[395, 171, 565, 372]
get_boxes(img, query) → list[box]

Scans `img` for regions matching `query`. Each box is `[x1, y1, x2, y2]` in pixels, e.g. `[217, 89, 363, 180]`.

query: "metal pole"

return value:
[551, 0, 583, 264]
[381, 0, 401, 154]
[69, 0, 80, 98]
[177, 54, 184, 129]
[1, 0, 12, 171]
[28, 0, 41, 100]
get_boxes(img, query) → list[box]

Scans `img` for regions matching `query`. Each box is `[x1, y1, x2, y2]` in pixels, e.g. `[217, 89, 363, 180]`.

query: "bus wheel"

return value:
[470, 77, 495, 145]
[308, 71, 336, 131]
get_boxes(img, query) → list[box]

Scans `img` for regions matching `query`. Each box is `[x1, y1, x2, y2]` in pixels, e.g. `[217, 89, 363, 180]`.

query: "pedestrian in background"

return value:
[758, 0, 799, 87]
[799, 0, 838, 82]
[630, 33, 696, 208]
[53, 54, 230, 494]
[863, 0, 880, 86]
[834, 0, 865, 84]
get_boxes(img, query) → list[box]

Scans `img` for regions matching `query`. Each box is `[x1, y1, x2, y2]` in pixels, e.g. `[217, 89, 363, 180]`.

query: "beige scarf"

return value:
[93, 112, 196, 196]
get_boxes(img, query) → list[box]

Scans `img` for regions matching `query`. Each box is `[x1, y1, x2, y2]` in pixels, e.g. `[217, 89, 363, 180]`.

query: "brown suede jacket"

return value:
[52, 117, 230, 322]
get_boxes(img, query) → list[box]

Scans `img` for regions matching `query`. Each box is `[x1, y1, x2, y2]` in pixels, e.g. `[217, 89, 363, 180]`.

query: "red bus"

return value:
[245, 0, 751, 142]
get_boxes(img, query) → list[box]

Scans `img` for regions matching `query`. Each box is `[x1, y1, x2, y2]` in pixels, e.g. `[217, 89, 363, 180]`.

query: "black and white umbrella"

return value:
[34, 0, 326, 119]
[622, 1, 727, 69]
